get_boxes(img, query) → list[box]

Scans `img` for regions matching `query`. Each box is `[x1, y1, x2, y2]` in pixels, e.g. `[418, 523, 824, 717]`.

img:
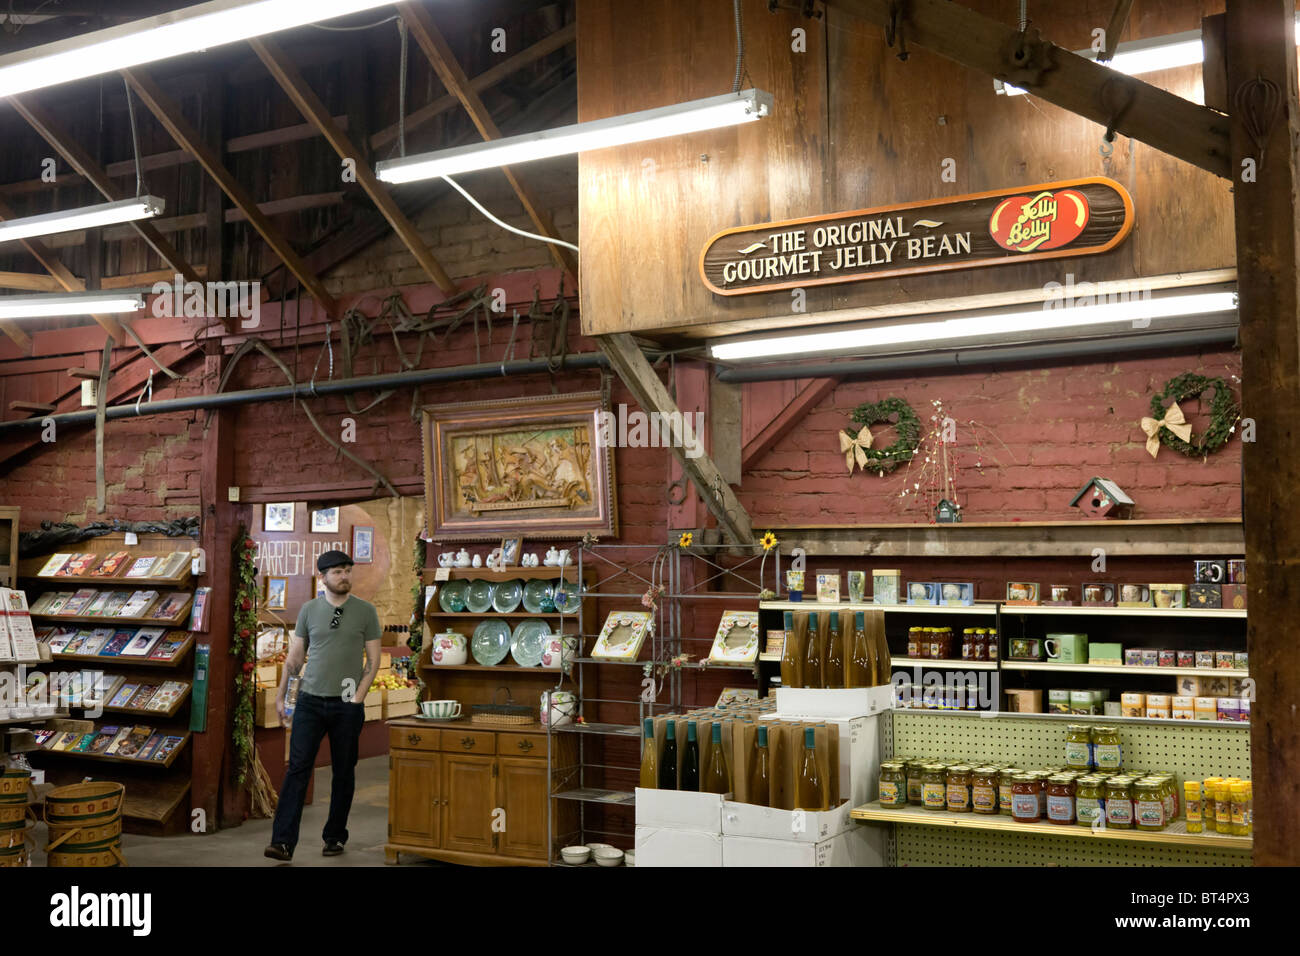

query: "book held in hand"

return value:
[121, 626, 166, 657]
[90, 551, 133, 577]
[37, 553, 72, 577]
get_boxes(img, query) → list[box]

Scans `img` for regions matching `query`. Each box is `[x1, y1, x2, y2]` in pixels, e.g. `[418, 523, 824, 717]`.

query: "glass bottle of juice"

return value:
[704, 723, 730, 794]
[824, 614, 845, 688]
[803, 613, 823, 689]
[749, 725, 771, 806]
[779, 611, 801, 689]
[795, 727, 826, 811]
[848, 611, 871, 688]
[639, 717, 658, 790]
[680, 721, 700, 791]
[658, 720, 677, 790]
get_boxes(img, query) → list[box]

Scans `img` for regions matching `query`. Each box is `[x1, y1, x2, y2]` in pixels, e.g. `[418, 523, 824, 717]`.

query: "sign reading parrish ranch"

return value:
[699, 177, 1134, 296]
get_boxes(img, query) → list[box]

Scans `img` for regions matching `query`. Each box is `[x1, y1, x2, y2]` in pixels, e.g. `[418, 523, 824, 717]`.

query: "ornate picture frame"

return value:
[423, 391, 617, 541]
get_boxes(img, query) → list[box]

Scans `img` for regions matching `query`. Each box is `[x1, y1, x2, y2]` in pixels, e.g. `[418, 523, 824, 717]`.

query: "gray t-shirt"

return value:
[295, 596, 382, 699]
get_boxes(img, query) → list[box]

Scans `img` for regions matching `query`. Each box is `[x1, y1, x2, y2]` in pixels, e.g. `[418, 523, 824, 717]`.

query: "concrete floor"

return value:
[29, 755, 445, 867]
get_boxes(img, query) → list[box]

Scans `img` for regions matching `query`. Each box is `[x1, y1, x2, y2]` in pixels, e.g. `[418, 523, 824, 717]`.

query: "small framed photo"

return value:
[264, 576, 288, 610]
[264, 503, 295, 533]
[500, 536, 523, 567]
[311, 507, 339, 534]
[312, 576, 328, 599]
[351, 525, 374, 564]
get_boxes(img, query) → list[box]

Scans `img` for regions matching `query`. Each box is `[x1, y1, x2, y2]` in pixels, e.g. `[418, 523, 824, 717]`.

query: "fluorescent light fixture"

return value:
[376, 89, 774, 183]
[996, 18, 1300, 95]
[0, 291, 145, 320]
[0, 196, 165, 244]
[0, 0, 394, 98]
[709, 291, 1238, 361]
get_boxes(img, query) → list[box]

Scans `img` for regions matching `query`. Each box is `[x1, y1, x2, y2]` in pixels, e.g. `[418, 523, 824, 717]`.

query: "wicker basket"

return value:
[0, 768, 30, 804]
[471, 687, 534, 726]
[45, 781, 126, 867]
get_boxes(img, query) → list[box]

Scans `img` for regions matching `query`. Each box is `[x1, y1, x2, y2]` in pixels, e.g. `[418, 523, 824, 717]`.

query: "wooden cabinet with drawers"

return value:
[384, 720, 576, 866]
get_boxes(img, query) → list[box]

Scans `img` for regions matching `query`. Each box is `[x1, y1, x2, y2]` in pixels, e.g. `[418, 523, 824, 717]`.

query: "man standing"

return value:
[265, 550, 381, 862]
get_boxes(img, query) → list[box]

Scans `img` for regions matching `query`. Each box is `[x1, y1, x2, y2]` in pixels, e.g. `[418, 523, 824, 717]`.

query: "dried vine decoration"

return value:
[1148, 372, 1240, 458]
[846, 397, 921, 475]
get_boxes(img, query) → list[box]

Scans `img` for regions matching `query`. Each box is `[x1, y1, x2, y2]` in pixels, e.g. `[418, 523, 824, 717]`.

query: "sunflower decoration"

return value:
[678, 531, 694, 548]
[760, 531, 778, 551]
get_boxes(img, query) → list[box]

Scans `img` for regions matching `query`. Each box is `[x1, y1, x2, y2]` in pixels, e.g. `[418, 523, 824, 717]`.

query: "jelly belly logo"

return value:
[988, 188, 1090, 253]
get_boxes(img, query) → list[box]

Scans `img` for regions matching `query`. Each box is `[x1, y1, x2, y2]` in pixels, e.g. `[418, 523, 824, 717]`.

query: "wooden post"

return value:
[1224, 0, 1300, 866]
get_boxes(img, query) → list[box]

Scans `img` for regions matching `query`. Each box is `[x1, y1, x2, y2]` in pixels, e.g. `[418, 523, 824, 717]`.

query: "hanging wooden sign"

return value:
[699, 177, 1134, 296]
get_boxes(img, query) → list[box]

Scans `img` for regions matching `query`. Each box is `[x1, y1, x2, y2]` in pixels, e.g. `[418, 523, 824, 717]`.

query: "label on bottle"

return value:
[946, 784, 970, 809]
[1011, 793, 1039, 820]
[907, 640, 919, 657]
[1107, 799, 1133, 825]
[1136, 800, 1164, 827]
[929, 642, 941, 658]
[907, 779, 923, 803]
[972, 785, 996, 811]
[1076, 798, 1103, 823]
[879, 782, 901, 806]
[1064, 741, 1091, 768]
[1094, 743, 1122, 770]
[1231, 802, 1245, 825]
[922, 783, 946, 808]
[1047, 795, 1074, 822]
[1185, 798, 1202, 822]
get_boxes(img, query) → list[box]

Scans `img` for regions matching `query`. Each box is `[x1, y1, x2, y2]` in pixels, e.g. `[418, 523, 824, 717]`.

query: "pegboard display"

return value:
[882, 711, 1252, 867]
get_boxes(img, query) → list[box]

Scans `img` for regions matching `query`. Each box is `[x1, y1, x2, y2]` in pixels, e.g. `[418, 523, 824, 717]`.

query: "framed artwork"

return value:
[500, 536, 523, 567]
[311, 507, 339, 534]
[707, 610, 760, 663]
[352, 525, 374, 564]
[313, 576, 328, 599]
[264, 503, 295, 533]
[264, 576, 288, 611]
[422, 391, 618, 540]
[591, 610, 653, 661]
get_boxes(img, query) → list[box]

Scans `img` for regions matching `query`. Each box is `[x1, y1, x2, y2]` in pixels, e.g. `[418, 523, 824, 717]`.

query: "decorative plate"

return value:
[591, 610, 653, 661]
[522, 579, 554, 614]
[552, 580, 582, 614]
[511, 619, 552, 667]
[465, 579, 495, 614]
[492, 579, 523, 614]
[471, 619, 511, 666]
[707, 611, 761, 663]
[438, 580, 469, 613]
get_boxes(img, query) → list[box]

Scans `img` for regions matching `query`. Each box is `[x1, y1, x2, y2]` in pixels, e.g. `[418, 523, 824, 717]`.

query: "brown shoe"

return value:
[264, 843, 293, 861]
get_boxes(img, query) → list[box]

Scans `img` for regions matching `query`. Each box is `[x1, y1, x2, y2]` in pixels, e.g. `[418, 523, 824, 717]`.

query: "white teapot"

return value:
[558, 549, 572, 566]
[544, 547, 560, 566]
[454, 548, 472, 567]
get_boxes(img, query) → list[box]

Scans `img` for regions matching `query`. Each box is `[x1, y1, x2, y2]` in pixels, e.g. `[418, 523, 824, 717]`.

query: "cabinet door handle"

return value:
[517, 739, 534, 752]
[460, 736, 475, 749]
[407, 733, 422, 746]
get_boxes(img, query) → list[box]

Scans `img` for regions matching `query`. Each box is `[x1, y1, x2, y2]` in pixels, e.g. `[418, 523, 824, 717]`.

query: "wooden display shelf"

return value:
[37, 731, 191, 769]
[895, 708, 1252, 728]
[1002, 605, 1247, 619]
[424, 567, 585, 581]
[426, 611, 573, 619]
[32, 571, 191, 588]
[0, 712, 67, 726]
[849, 800, 1253, 849]
[891, 657, 999, 671]
[760, 600, 998, 616]
[417, 663, 561, 674]
[38, 634, 196, 668]
[1002, 661, 1248, 678]
[32, 610, 192, 627]
[69, 684, 192, 719]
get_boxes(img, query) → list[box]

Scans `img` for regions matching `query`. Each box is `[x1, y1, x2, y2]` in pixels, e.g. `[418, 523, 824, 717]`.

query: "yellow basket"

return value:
[0, 768, 31, 801]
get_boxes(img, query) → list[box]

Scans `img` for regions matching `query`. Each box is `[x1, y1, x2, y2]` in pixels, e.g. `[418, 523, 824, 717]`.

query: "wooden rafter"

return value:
[599, 332, 754, 545]
[369, 21, 576, 151]
[10, 94, 205, 289]
[248, 37, 459, 297]
[397, 3, 580, 284]
[742, 378, 841, 472]
[831, 0, 1231, 178]
[121, 66, 340, 319]
[0, 272, 63, 292]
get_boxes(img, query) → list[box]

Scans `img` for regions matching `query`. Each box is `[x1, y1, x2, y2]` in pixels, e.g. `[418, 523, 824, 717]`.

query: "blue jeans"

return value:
[271, 692, 365, 851]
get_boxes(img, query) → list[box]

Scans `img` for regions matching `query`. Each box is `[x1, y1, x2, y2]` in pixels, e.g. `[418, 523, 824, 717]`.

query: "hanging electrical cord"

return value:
[1019, 0, 1028, 32]
[307, 14, 399, 31]
[121, 75, 145, 197]
[733, 0, 746, 93]
[397, 16, 409, 157]
[441, 174, 580, 253]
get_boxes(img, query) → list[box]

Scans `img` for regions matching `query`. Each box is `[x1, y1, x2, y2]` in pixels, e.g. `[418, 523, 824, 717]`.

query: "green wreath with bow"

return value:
[843, 397, 921, 475]
[1146, 373, 1239, 458]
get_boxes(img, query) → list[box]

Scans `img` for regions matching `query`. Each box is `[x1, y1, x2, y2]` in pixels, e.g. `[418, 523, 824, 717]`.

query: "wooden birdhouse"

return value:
[1070, 478, 1135, 519]
[935, 499, 962, 523]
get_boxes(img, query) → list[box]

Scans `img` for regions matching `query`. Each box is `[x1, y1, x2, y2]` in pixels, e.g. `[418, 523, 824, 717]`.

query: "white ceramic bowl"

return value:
[560, 845, 590, 865]
[623, 850, 636, 867]
[594, 847, 624, 867]
[585, 842, 613, 853]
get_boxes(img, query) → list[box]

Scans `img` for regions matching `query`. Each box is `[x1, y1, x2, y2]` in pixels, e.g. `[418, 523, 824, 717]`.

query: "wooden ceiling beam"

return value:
[0, 272, 63, 292]
[10, 93, 204, 288]
[122, 66, 340, 319]
[369, 21, 576, 152]
[249, 36, 459, 296]
[831, 0, 1231, 178]
[398, 3, 579, 284]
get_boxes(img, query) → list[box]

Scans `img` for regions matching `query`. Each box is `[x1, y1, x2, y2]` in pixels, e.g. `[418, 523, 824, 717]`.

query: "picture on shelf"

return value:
[500, 536, 522, 567]
[351, 526, 374, 564]
[264, 503, 295, 532]
[311, 507, 340, 534]
[264, 576, 288, 610]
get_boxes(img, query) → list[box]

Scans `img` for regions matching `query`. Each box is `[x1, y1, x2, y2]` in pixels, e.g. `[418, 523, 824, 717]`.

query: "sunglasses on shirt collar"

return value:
[330, 604, 345, 629]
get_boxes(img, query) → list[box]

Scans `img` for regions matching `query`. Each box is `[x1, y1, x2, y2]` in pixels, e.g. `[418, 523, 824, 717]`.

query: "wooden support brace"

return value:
[599, 332, 754, 545]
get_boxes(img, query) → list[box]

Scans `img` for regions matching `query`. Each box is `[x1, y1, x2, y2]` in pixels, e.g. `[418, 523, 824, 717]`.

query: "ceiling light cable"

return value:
[733, 0, 745, 93]
[122, 75, 144, 197]
[397, 16, 408, 157]
[441, 174, 580, 254]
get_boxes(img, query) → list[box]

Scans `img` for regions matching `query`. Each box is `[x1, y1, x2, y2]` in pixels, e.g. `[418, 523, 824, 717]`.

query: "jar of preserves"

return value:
[1075, 776, 1105, 827]
[907, 627, 923, 658]
[1153, 773, 1177, 821]
[1133, 777, 1166, 831]
[972, 628, 987, 661]
[1065, 724, 1093, 770]
[946, 765, 973, 812]
[1230, 782, 1252, 836]
[1010, 774, 1042, 822]
[1045, 774, 1075, 824]
[906, 760, 929, 805]
[1184, 780, 1204, 833]
[971, 767, 999, 814]
[986, 629, 998, 660]
[1091, 726, 1123, 771]
[878, 761, 907, 807]
[1214, 780, 1232, 833]
[1202, 777, 1221, 825]
[1105, 777, 1134, 829]
[999, 768, 1022, 814]
[921, 763, 948, 810]
[961, 628, 975, 660]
